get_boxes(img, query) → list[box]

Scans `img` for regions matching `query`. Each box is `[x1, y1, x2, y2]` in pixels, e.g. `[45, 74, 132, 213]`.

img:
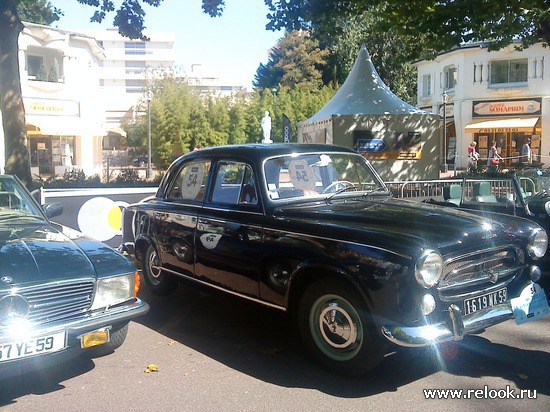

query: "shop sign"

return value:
[473, 99, 541, 117]
[24, 98, 80, 116]
[439, 104, 454, 119]
[477, 127, 520, 133]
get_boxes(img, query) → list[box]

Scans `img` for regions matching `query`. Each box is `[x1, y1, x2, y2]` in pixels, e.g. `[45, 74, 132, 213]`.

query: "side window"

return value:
[240, 165, 258, 205]
[211, 162, 258, 206]
[167, 160, 211, 201]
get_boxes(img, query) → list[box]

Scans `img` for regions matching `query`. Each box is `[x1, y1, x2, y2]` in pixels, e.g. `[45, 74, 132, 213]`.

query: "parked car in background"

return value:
[121, 144, 548, 376]
[0, 175, 149, 377]
[132, 155, 149, 167]
[417, 169, 550, 267]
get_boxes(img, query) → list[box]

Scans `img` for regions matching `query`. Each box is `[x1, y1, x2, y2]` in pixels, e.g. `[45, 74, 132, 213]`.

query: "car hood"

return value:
[275, 196, 530, 255]
[0, 219, 134, 287]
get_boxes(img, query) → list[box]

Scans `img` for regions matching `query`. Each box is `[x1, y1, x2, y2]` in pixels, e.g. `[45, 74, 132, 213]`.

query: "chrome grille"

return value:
[438, 246, 524, 301]
[2, 280, 94, 325]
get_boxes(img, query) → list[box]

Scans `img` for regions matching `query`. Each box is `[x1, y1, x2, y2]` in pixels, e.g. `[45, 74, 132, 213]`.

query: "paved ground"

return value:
[1, 281, 549, 411]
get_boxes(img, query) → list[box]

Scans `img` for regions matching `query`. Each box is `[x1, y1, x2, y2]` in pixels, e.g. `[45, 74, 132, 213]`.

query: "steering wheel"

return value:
[322, 180, 354, 194]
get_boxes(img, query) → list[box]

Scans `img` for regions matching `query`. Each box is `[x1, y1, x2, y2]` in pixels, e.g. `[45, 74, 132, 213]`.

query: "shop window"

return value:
[490, 59, 528, 86]
[443, 65, 457, 90]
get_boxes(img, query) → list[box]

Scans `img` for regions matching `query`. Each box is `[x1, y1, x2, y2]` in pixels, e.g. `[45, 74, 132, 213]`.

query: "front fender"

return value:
[286, 259, 374, 314]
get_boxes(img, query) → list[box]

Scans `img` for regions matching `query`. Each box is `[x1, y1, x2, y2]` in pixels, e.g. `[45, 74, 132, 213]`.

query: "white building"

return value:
[81, 28, 176, 137]
[414, 42, 548, 170]
[12, 22, 107, 177]
[0, 24, 250, 178]
[76, 29, 246, 150]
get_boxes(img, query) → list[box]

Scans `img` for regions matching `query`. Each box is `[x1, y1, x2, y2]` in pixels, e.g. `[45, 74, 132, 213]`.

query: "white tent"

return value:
[298, 45, 440, 181]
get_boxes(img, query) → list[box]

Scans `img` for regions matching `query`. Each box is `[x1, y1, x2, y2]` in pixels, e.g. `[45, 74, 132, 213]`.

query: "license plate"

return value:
[511, 283, 549, 325]
[0, 331, 66, 362]
[464, 287, 507, 316]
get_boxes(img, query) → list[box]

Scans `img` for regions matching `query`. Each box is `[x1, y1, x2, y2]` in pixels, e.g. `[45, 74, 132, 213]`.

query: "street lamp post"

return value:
[442, 91, 448, 173]
[146, 89, 153, 179]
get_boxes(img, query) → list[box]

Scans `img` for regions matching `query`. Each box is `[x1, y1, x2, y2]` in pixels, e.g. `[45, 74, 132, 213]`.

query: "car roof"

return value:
[179, 143, 356, 162]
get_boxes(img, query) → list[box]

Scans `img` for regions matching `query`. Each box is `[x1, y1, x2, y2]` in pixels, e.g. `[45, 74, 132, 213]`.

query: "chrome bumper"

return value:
[381, 302, 514, 347]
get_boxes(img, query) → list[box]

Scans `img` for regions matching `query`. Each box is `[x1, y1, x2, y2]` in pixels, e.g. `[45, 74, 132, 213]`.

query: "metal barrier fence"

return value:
[385, 177, 535, 202]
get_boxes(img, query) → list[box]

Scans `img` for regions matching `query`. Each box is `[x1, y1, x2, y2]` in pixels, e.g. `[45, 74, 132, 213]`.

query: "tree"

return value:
[0, 0, 162, 186]
[205, 1, 550, 59]
[0, 0, 60, 186]
[254, 31, 329, 90]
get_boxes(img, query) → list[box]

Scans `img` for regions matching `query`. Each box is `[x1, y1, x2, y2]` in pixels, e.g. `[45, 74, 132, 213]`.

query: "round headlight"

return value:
[415, 250, 443, 288]
[528, 228, 548, 259]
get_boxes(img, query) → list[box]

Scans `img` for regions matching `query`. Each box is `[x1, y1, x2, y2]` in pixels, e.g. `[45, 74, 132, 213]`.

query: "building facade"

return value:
[414, 42, 548, 170]
[82, 29, 176, 137]
[0, 23, 250, 178]
[9, 23, 108, 177]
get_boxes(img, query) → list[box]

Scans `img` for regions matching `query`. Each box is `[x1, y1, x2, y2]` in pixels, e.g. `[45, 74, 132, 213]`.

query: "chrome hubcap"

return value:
[319, 303, 358, 349]
[148, 250, 161, 279]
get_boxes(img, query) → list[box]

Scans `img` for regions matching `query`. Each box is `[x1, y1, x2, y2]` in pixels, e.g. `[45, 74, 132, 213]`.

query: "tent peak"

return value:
[306, 44, 426, 120]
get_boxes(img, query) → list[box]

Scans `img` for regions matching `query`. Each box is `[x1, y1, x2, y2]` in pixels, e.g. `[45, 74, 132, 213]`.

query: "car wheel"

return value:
[87, 324, 129, 357]
[298, 278, 387, 376]
[142, 244, 178, 295]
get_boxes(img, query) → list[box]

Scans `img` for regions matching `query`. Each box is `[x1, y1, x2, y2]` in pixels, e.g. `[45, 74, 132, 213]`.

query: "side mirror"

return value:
[43, 202, 63, 219]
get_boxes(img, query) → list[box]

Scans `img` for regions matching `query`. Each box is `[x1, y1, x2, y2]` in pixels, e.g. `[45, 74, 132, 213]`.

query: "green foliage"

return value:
[37, 64, 47, 81]
[17, 0, 60, 24]
[76, 0, 164, 40]
[258, 0, 550, 58]
[33, 169, 101, 189]
[318, 11, 419, 104]
[254, 31, 329, 90]
[32, 168, 157, 189]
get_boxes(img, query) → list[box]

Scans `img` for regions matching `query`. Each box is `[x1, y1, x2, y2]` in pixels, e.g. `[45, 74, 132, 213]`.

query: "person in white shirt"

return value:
[522, 137, 532, 164]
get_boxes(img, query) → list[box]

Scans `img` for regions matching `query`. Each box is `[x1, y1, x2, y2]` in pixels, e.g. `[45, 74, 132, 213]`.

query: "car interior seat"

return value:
[473, 181, 498, 203]
[443, 184, 462, 206]
[443, 185, 462, 206]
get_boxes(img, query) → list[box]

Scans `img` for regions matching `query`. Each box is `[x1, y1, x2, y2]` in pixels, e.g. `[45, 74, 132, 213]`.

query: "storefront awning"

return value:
[26, 117, 105, 137]
[464, 117, 539, 133]
[107, 127, 127, 137]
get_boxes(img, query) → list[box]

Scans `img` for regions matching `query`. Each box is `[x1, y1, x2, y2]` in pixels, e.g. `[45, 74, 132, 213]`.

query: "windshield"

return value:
[0, 176, 44, 219]
[517, 169, 550, 197]
[263, 152, 387, 201]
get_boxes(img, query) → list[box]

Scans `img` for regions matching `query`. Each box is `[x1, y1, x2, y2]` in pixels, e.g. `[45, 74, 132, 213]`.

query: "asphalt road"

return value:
[1, 279, 550, 412]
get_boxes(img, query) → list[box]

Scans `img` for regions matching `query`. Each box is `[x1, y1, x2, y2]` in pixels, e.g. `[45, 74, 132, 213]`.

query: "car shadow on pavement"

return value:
[134, 283, 550, 398]
[0, 355, 96, 406]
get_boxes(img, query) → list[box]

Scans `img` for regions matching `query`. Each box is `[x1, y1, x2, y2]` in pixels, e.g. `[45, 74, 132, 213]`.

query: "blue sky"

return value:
[53, 0, 283, 88]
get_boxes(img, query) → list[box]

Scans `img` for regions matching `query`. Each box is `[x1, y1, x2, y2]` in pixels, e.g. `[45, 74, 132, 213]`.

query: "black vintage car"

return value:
[0, 175, 149, 376]
[121, 144, 549, 375]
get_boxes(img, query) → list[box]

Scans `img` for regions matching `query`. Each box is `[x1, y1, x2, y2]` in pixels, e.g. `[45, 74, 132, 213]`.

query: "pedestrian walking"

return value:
[467, 141, 479, 173]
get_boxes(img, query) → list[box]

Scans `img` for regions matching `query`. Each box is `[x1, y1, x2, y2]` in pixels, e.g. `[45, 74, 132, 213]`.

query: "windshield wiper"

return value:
[0, 212, 42, 221]
[362, 186, 390, 197]
[325, 184, 359, 204]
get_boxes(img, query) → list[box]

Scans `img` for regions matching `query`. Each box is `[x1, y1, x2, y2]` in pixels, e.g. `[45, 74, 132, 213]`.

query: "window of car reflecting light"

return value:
[263, 153, 384, 201]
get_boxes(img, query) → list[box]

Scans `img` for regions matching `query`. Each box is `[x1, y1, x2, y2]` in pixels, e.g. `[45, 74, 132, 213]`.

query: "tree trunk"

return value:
[0, 2, 32, 187]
